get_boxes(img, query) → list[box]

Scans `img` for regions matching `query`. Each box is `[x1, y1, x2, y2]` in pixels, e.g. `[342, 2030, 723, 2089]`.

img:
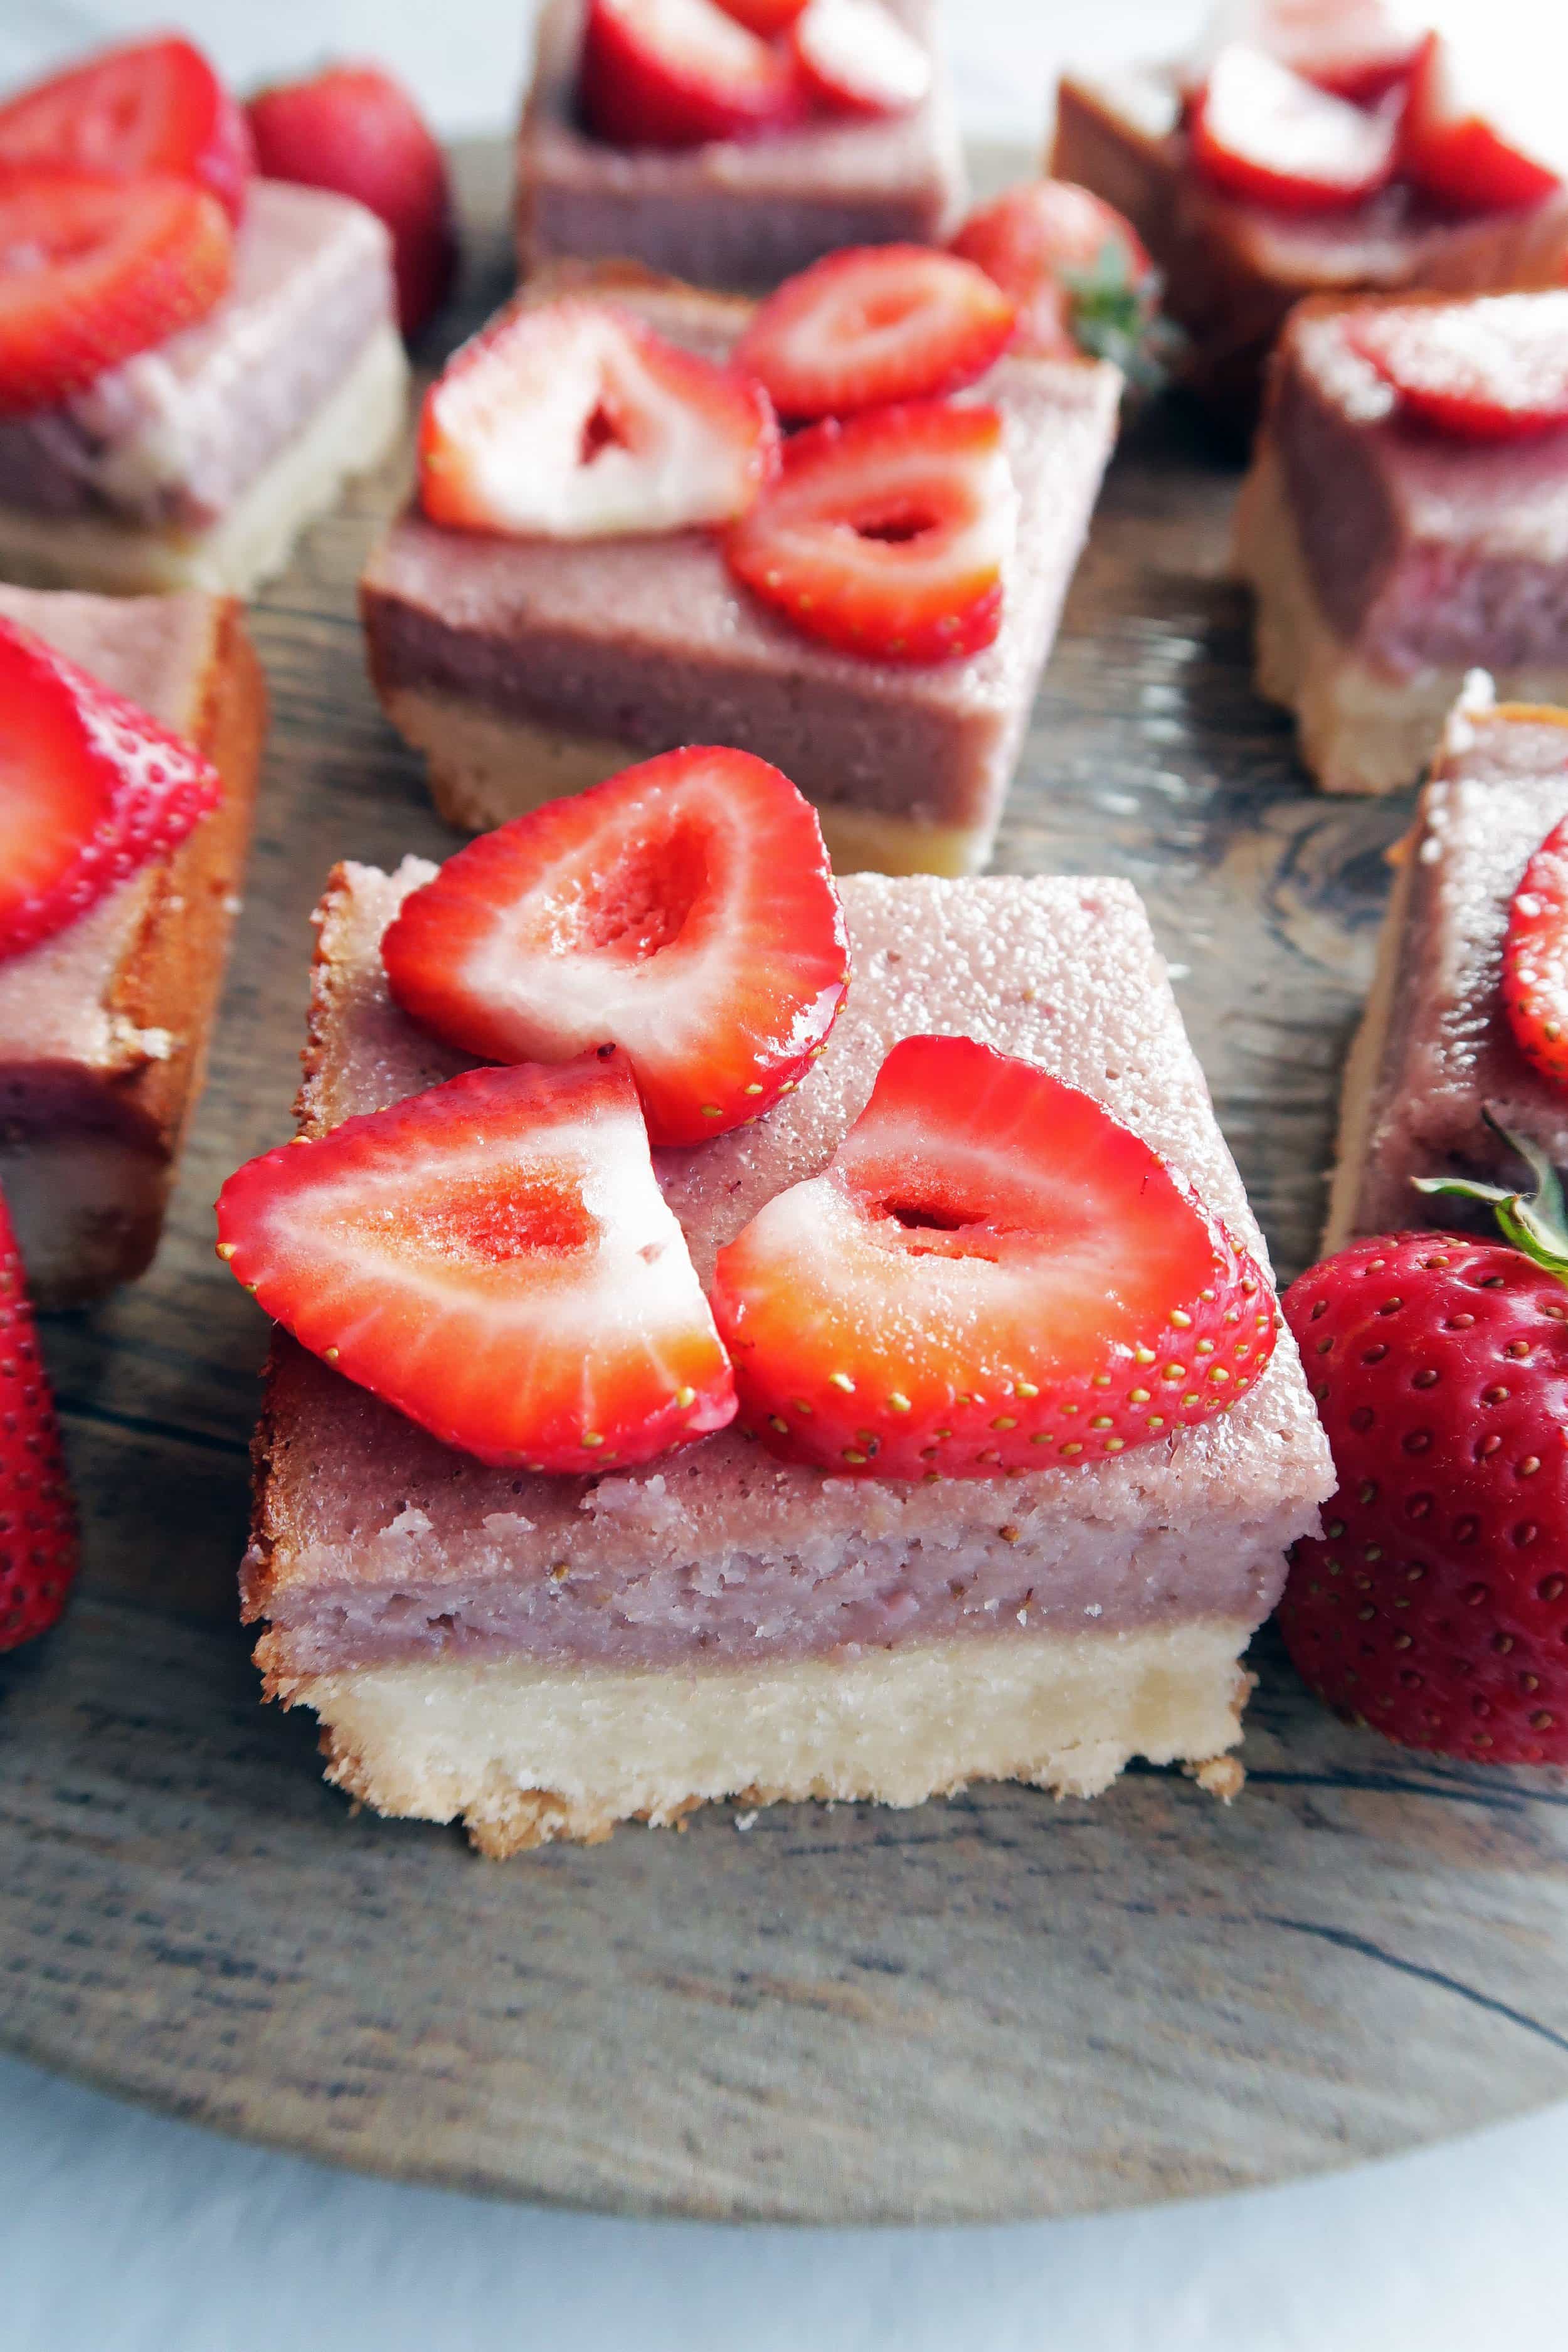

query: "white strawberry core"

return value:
[428, 300, 765, 538]
[797, 0, 931, 109]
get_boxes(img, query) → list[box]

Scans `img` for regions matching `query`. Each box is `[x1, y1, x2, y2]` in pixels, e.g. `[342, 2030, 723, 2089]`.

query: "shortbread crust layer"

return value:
[0, 325, 407, 598]
[294, 1621, 1256, 1855]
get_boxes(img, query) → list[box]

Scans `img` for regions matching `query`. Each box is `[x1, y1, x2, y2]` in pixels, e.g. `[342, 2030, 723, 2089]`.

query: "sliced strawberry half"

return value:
[951, 180, 1159, 369]
[581, 0, 802, 148]
[724, 400, 1015, 664]
[382, 748, 849, 1147]
[0, 35, 253, 223]
[788, 0, 932, 119]
[709, 1036, 1278, 1480]
[0, 615, 221, 963]
[1503, 813, 1568, 1089]
[713, 0, 808, 29]
[1401, 29, 1565, 218]
[246, 66, 455, 339]
[1346, 294, 1568, 442]
[1186, 3, 1420, 105]
[1189, 43, 1399, 212]
[419, 295, 778, 538]
[734, 246, 1015, 420]
[216, 1054, 736, 1473]
[0, 166, 233, 417]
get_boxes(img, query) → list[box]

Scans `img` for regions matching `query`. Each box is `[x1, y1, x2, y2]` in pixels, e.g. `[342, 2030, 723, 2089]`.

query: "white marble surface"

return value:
[1, 3, 1565, 2344]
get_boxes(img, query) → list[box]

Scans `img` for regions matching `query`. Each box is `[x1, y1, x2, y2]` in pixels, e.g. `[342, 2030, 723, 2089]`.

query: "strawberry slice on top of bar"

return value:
[223, 753, 1331, 1856]
[363, 245, 1123, 877]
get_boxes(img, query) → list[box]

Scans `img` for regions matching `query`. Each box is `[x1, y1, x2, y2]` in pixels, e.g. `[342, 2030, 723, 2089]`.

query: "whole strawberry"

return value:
[1281, 1141, 1568, 1765]
[0, 1188, 78, 1653]
[246, 65, 455, 339]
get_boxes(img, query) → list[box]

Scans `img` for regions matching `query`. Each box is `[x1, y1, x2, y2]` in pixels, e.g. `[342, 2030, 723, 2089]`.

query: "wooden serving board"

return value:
[1, 147, 1566, 2229]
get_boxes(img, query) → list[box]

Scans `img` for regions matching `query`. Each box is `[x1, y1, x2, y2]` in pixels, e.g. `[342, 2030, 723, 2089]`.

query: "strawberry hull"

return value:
[1326, 683, 1568, 1252]
[241, 859, 1333, 1852]
[362, 277, 1120, 877]
[517, 0, 965, 292]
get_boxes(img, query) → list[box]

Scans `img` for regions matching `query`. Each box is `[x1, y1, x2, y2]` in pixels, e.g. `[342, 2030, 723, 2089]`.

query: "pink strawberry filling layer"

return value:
[246, 861, 1332, 1680]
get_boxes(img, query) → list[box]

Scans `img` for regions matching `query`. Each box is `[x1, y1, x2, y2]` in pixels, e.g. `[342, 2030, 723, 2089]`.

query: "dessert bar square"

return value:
[0, 183, 407, 598]
[361, 277, 1121, 877]
[1052, 66, 1568, 432]
[0, 584, 266, 1303]
[1327, 680, 1568, 1249]
[517, 0, 966, 292]
[244, 860, 1332, 1854]
[1236, 295, 1568, 795]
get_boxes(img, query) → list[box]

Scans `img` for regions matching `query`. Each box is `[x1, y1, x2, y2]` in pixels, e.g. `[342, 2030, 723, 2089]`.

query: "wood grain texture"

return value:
[1, 145, 1565, 2227]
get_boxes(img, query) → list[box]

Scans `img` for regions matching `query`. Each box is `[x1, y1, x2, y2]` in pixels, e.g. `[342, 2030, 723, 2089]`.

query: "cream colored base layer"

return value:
[0, 325, 408, 598]
[285, 1619, 1256, 1857]
[1234, 445, 1568, 796]
[380, 686, 988, 878]
[0, 1132, 163, 1308]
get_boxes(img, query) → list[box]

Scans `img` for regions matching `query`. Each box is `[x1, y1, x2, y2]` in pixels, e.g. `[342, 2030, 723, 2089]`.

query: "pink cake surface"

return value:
[1271, 299, 1568, 675]
[361, 282, 1120, 841]
[0, 584, 220, 1088]
[0, 183, 394, 531]
[517, 0, 966, 290]
[1052, 65, 1568, 426]
[246, 863, 1332, 1683]
[1340, 697, 1568, 1240]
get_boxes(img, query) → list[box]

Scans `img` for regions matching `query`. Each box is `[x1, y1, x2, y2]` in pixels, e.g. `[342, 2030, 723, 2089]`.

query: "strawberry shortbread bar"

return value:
[218, 750, 1332, 1854]
[1325, 677, 1568, 1249]
[0, 583, 265, 1303]
[517, 0, 965, 290]
[1236, 289, 1568, 793]
[0, 37, 406, 596]
[363, 246, 1120, 876]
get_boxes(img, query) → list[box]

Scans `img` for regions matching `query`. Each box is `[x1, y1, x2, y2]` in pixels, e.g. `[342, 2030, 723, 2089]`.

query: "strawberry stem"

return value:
[1064, 245, 1179, 389]
[1413, 1116, 1568, 1281]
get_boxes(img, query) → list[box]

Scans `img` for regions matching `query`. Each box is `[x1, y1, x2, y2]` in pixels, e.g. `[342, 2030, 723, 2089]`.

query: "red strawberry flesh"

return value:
[724, 398, 1017, 664]
[216, 1052, 736, 1473]
[581, 0, 802, 149]
[1190, 43, 1399, 212]
[710, 1035, 1278, 1479]
[246, 65, 455, 339]
[381, 746, 849, 1146]
[419, 295, 778, 538]
[0, 35, 253, 223]
[0, 614, 221, 963]
[1281, 1228, 1568, 1764]
[0, 1185, 78, 1653]
[734, 245, 1015, 420]
[0, 166, 233, 418]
